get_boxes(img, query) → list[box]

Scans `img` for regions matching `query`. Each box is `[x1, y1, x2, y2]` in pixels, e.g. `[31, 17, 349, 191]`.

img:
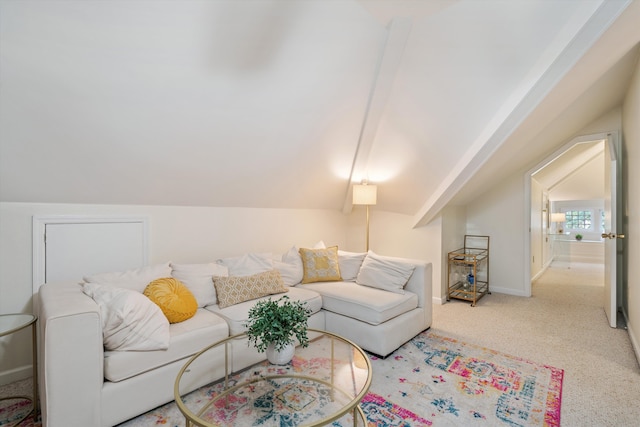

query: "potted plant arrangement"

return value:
[244, 295, 312, 365]
[575, 233, 583, 241]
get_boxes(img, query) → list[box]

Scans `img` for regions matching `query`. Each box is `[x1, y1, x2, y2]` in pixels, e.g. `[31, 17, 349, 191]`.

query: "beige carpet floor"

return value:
[3, 261, 640, 426]
[432, 261, 640, 426]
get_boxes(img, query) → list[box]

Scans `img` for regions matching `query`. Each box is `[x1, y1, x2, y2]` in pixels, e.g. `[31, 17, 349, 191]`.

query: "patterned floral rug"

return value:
[1, 331, 563, 427]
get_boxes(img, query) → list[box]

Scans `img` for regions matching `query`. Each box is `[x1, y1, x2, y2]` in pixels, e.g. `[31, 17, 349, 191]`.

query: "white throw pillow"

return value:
[217, 253, 273, 276]
[356, 251, 416, 294]
[82, 283, 170, 351]
[83, 263, 172, 293]
[170, 262, 228, 307]
[273, 260, 303, 287]
[276, 246, 304, 286]
[338, 250, 367, 281]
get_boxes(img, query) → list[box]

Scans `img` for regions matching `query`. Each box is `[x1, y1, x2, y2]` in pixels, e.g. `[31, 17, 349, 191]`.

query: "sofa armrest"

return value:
[38, 282, 104, 427]
[403, 260, 432, 309]
[366, 254, 433, 326]
[404, 260, 433, 329]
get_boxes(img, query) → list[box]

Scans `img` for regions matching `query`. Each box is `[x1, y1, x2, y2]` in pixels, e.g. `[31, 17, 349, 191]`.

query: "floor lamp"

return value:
[353, 182, 377, 251]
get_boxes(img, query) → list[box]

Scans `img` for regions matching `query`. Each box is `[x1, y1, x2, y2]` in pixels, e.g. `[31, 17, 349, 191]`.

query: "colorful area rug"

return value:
[1, 331, 563, 427]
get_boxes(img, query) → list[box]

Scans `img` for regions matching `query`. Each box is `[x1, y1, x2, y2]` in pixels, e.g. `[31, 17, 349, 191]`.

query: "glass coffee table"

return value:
[174, 329, 372, 426]
[0, 314, 38, 426]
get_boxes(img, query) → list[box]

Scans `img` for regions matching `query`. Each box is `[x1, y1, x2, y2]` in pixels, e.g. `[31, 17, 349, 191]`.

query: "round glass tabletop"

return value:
[0, 314, 36, 338]
[175, 328, 372, 427]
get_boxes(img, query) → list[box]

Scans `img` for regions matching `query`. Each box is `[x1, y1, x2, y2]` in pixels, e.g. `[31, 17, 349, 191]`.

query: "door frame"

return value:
[32, 215, 149, 297]
[523, 131, 616, 297]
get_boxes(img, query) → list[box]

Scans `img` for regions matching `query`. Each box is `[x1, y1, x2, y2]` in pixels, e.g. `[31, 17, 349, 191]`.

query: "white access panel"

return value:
[33, 216, 149, 295]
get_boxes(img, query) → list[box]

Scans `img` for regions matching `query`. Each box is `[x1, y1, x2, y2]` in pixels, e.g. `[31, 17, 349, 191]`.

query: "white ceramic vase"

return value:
[266, 342, 295, 365]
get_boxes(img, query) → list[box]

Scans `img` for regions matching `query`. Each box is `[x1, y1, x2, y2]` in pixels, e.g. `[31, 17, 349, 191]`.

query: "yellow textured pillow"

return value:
[299, 246, 342, 284]
[143, 277, 198, 323]
[213, 270, 288, 309]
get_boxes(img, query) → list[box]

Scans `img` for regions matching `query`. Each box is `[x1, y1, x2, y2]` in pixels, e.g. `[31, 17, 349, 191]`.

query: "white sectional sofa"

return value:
[37, 247, 432, 427]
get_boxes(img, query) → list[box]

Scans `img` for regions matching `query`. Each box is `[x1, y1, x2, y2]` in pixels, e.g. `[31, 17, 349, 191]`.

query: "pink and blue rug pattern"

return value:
[367, 332, 564, 426]
[1, 331, 563, 427]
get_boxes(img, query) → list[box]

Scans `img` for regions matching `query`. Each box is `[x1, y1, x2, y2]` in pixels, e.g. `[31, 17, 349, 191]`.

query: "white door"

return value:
[45, 222, 146, 283]
[33, 216, 149, 295]
[603, 135, 621, 328]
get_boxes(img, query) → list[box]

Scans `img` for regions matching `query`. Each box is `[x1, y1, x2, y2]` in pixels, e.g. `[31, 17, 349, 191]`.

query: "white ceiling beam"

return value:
[412, 0, 632, 228]
[343, 17, 412, 213]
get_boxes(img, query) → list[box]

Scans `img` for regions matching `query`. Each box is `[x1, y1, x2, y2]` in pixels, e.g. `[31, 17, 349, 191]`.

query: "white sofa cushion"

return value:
[103, 309, 228, 382]
[337, 250, 367, 281]
[356, 251, 415, 294]
[206, 286, 323, 335]
[301, 281, 418, 325]
[82, 283, 170, 351]
[84, 263, 172, 293]
[274, 246, 304, 286]
[217, 252, 273, 276]
[170, 262, 228, 307]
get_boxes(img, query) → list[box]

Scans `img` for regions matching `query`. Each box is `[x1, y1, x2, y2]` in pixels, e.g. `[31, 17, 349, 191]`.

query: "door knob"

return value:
[602, 233, 625, 239]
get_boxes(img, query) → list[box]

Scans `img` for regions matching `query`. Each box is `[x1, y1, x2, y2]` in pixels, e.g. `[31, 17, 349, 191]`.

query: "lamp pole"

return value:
[365, 204, 370, 251]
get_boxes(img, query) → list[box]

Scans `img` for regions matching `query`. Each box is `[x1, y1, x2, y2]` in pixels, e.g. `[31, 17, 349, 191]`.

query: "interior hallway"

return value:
[431, 261, 640, 426]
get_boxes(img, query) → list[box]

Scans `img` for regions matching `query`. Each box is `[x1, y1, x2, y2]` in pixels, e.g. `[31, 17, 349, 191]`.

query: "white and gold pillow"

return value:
[299, 246, 341, 284]
[213, 269, 288, 309]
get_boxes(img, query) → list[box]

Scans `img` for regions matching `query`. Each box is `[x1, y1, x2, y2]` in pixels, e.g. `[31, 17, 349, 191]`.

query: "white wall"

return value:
[622, 55, 640, 360]
[466, 176, 528, 296]
[0, 202, 349, 384]
[440, 206, 467, 303]
[0, 201, 444, 384]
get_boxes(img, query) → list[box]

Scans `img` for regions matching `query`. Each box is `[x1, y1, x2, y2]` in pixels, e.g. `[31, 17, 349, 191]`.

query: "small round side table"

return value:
[0, 314, 38, 426]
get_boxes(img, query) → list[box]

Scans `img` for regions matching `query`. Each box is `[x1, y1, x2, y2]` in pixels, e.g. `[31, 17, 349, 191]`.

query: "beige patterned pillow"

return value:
[213, 269, 288, 309]
[299, 246, 342, 284]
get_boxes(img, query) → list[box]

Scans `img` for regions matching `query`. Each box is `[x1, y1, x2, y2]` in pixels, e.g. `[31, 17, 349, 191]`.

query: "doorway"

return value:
[524, 131, 623, 327]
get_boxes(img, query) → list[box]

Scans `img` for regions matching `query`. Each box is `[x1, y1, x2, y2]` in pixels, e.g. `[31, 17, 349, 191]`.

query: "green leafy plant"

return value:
[244, 295, 311, 352]
[575, 234, 583, 241]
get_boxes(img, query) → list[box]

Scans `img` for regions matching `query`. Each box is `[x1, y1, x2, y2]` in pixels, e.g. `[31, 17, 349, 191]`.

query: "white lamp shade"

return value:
[353, 184, 377, 205]
[550, 213, 566, 222]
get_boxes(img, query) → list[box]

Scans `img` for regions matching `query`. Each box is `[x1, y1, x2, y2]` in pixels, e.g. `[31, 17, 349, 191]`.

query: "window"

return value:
[565, 210, 592, 230]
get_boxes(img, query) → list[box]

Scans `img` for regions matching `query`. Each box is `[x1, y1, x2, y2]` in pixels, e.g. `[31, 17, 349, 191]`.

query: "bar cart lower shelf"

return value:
[447, 235, 490, 307]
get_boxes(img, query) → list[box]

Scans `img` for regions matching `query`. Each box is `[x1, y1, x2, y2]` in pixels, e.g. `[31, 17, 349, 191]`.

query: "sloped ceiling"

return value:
[533, 139, 605, 201]
[1, 1, 639, 225]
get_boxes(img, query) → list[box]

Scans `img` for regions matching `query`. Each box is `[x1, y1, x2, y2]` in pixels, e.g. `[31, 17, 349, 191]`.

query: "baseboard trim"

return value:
[0, 365, 33, 387]
[626, 321, 640, 368]
[489, 286, 529, 297]
[531, 261, 551, 282]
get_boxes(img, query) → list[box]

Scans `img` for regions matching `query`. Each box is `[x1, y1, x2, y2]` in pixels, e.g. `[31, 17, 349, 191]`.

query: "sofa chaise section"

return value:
[305, 256, 432, 356]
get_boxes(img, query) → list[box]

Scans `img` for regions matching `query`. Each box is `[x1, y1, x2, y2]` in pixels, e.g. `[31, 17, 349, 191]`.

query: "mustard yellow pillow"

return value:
[213, 269, 288, 309]
[299, 246, 342, 284]
[143, 277, 198, 323]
